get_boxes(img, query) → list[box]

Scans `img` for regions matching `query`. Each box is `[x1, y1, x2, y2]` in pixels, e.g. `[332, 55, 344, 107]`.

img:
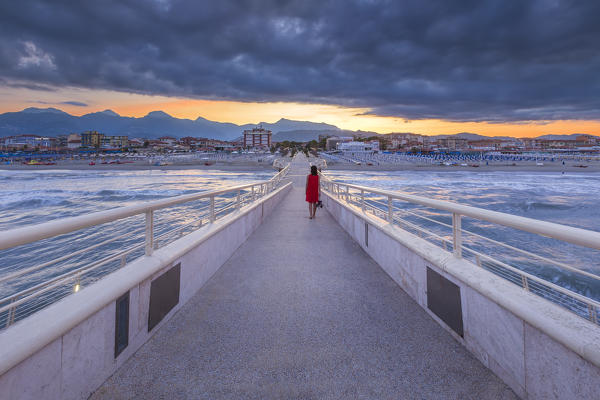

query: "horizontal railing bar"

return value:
[395, 208, 600, 282]
[461, 247, 600, 308]
[0, 167, 289, 252]
[0, 273, 78, 314]
[10, 296, 60, 318]
[364, 191, 600, 286]
[1, 201, 221, 306]
[0, 226, 146, 284]
[390, 204, 600, 311]
[389, 206, 600, 308]
[0, 165, 290, 321]
[323, 177, 600, 313]
[391, 212, 600, 309]
[320, 174, 600, 251]
[0, 239, 145, 307]
[1, 215, 208, 308]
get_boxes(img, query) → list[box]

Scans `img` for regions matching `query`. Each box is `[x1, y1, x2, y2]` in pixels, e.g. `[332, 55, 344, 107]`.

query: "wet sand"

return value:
[2, 156, 599, 173]
[0, 159, 279, 172]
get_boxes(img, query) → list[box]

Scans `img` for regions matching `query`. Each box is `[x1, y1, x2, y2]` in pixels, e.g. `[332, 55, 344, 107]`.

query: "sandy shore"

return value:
[322, 161, 600, 173]
[3, 157, 599, 173]
[0, 159, 278, 172]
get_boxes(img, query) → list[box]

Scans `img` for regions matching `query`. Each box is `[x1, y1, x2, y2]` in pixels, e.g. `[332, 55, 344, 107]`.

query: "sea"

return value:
[1, 168, 599, 324]
[0, 168, 273, 323]
[324, 169, 600, 302]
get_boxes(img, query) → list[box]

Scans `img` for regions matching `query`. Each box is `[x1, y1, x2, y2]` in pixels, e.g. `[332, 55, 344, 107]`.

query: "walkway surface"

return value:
[93, 154, 516, 399]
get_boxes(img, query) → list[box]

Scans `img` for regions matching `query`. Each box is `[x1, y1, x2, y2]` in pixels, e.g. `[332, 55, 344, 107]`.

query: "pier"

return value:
[92, 155, 514, 399]
[0, 154, 599, 399]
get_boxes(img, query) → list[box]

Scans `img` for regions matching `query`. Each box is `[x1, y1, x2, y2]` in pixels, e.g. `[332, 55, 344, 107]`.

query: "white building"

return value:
[67, 133, 81, 149]
[326, 136, 353, 151]
[337, 141, 379, 153]
[158, 136, 178, 146]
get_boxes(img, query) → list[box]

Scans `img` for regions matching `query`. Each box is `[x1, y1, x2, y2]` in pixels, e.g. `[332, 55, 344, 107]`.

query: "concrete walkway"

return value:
[93, 155, 516, 399]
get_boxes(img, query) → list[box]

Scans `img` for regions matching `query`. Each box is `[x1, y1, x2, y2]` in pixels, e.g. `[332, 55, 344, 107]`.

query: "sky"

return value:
[1, 0, 600, 137]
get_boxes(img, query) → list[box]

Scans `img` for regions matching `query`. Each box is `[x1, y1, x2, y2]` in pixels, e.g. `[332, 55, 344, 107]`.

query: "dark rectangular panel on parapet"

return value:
[148, 263, 181, 332]
[427, 267, 463, 337]
[115, 291, 129, 358]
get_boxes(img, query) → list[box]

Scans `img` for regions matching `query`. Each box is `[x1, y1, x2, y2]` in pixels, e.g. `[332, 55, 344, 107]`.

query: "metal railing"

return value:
[0, 165, 289, 329]
[319, 173, 600, 325]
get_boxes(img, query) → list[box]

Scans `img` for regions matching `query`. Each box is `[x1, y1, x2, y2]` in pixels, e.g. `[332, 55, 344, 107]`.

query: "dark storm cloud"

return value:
[61, 101, 88, 107]
[30, 100, 88, 106]
[1, 0, 600, 122]
[0, 78, 55, 92]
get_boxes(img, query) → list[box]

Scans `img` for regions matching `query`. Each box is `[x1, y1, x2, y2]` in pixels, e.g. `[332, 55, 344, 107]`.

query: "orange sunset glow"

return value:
[113, 99, 600, 138]
[2, 85, 599, 138]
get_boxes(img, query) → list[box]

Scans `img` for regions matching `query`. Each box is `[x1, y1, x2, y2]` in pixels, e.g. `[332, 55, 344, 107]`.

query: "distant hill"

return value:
[273, 130, 326, 142]
[429, 132, 515, 141]
[446, 132, 599, 140]
[271, 128, 376, 142]
[1, 108, 598, 141]
[0, 108, 341, 140]
[243, 118, 339, 134]
[535, 133, 595, 140]
[272, 129, 347, 142]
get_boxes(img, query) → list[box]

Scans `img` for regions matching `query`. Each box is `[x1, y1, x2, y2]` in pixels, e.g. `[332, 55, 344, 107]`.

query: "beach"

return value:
[3, 155, 600, 173]
[0, 158, 280, 172]
[321, 160, 600, 173]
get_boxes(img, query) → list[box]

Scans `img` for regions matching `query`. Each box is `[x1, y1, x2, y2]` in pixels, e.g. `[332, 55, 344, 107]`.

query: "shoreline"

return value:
[2, 158, 600, 173]
[0, 160, 278, 172]
[322, 162, 600, 173]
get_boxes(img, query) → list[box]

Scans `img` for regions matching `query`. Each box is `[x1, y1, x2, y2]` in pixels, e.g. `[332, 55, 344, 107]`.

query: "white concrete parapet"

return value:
[323, 189, 600, 399]
[0, 182, 292, 400]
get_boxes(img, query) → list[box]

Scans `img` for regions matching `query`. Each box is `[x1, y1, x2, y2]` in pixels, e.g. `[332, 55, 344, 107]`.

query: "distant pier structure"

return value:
[243, 126, 272, 149]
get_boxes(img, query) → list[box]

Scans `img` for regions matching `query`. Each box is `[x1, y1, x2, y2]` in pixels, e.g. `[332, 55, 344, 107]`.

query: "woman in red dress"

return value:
[305, 165, 320, 219]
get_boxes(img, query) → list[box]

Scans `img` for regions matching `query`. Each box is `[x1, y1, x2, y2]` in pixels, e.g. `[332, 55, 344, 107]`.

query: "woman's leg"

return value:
[308, 202, 312, 218]
[311, 203, 317, 218]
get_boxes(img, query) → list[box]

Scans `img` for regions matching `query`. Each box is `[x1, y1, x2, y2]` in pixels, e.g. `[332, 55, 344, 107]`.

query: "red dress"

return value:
[305, 174, 319, 203]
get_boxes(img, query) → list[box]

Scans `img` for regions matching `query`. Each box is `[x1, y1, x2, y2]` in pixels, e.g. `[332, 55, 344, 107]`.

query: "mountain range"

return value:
[0, 108, 597, 142]
[0, 107, 339, 140]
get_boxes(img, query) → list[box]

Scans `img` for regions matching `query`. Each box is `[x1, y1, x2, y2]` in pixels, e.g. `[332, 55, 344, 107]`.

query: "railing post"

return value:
[588, 304, 598, 324]
[387, 196, 393, 223]
[210, 196, 215, 222]
[361, 190, 365, 213]
[145, 210, 154, 256]
[236, 190, 241, 211]
[346, 185, 350, 202]
[74, 274, 81, 293]
[5, 299, 15, 328]
[251, 185, 255, 200]
[452, 212, 462, 258]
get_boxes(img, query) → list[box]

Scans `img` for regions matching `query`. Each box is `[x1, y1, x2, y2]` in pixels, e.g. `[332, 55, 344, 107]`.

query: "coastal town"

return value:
[1, 129, 599, 155]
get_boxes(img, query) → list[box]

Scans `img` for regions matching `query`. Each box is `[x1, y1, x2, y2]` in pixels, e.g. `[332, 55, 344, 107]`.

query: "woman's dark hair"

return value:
[310, 165, 318, 175]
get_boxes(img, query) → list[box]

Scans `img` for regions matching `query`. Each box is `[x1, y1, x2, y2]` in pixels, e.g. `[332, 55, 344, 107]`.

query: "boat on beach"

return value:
[22, 160, 56, 166]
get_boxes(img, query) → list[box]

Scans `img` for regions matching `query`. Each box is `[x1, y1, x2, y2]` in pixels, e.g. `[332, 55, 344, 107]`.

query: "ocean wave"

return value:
[92, 188, 191, 201]
[0, 194, 73, 209]
[517, 200, 573, 211]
